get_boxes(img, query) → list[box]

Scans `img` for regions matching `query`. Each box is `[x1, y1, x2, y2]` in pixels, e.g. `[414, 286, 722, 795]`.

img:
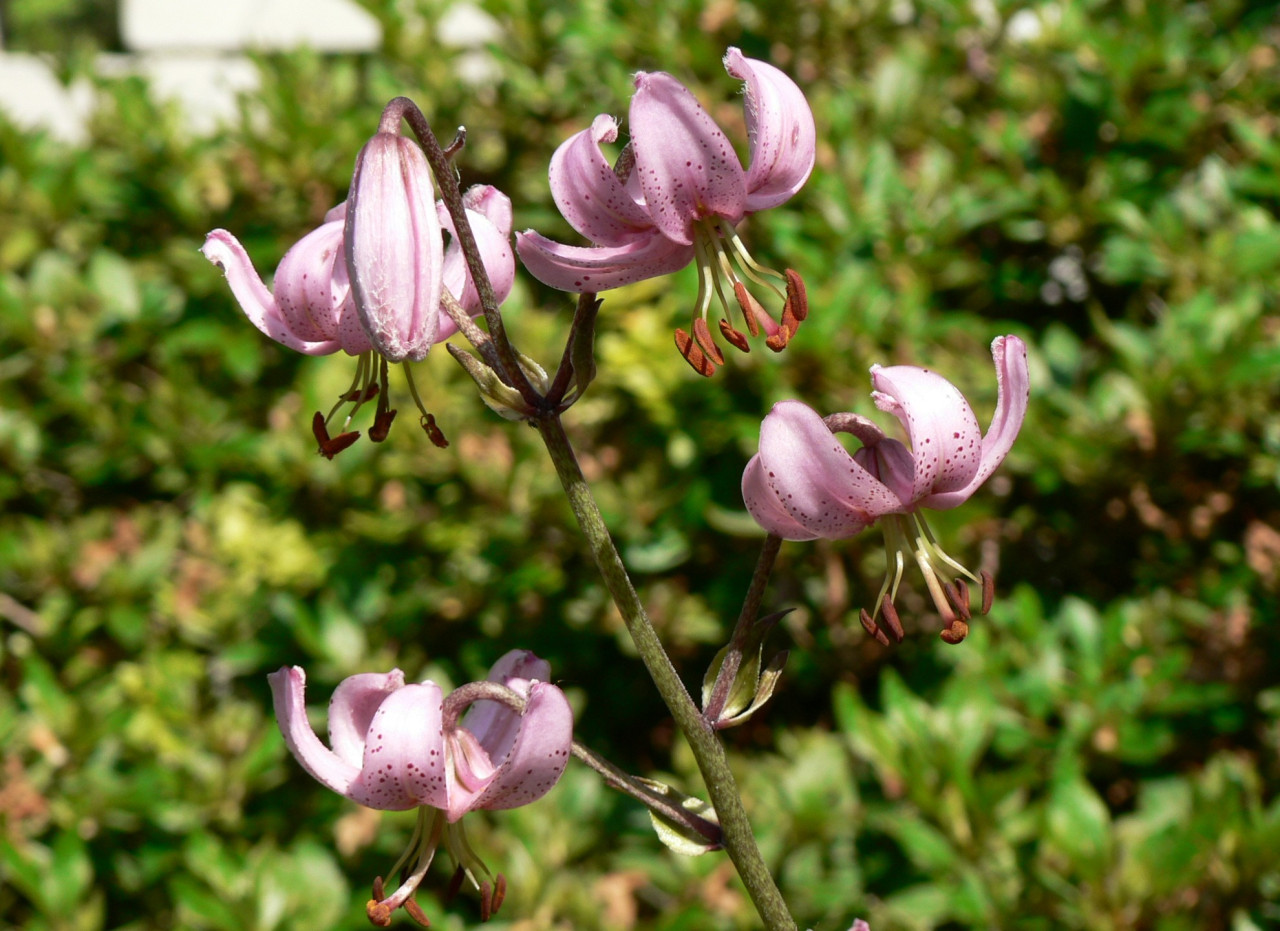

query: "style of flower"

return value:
[742, 336, 1029, 644]
[516, 47, 816, 376]
[269, 650, 573, 926]
[203, 116, 514, 455]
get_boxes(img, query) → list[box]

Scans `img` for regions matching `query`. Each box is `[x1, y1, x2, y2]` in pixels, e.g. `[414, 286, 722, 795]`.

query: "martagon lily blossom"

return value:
[743, 336, 1030, 644]
[202, 108, 514, 456]
[269, 650, 573, 926]
[516, 47, 816, 376]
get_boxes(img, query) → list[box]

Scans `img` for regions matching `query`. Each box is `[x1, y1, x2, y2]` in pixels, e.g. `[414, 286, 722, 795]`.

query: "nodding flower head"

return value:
[203, 110, 514, 456]
[742, 336, 1030, 644]
[516, 47, 816, 376]
[269, 650, 573, 926]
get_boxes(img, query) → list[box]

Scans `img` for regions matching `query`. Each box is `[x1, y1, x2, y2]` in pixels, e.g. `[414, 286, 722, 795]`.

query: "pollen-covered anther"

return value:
[859, 608, 891, 647]
[784, 268, 808, 323]
[404, 897, 432, 927]
[692, 317, 726, 366]
[675, 328, 717, 376]
[421, 413, 449, 448]
[880, 598, 905, 643]
[764, 323, 793, 352]
[491, 874, 507, 914]
[444, 865, 466, 903]
[367, 879, 394, 928]
[942, 581, 972, 622]
[733, 282, 764, 338]
[940, 618, 970, 645]
[718, 318, 751, 353]
[980, 570, 995, 615]
[369, 408, 398, 443]
[479, 880, 494, 922]
[342, 382, 382, 403]
[312, 411, 360, 459]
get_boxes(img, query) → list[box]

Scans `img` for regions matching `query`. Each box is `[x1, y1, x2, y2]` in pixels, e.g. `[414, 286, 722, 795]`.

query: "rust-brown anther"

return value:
[942, 581, 972, 622]
[764, 324, 792, 352]
[675, 328, 717, 376]
[784, 269, 808, 322]
[718, 318, 751, 353]
[479, 881, 493, 922]
[691, 317, 726, 366]
[980, 570, 995, 616]
[859, 608, 891, 646]
[367, 880, 393, 928]
[733, 282, 764, 337]
[444, 865, 466, 902]
[880, 598, 905, 642]
[404, 897, 432, 927]
[312, 411, 360, 459]
[940, 619, 970, 644]
[421, 413, 449, 448]
[341, 382, 381, 403]
[369, 408, 397, 443]
[491, 875, 507, 914]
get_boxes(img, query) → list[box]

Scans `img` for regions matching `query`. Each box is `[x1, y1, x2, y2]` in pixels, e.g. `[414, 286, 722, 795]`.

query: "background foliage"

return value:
[2, 0, 1279, 929]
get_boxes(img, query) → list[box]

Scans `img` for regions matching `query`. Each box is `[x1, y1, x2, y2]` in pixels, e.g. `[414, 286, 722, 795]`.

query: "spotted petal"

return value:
[269, 666, 359, 798]
[516, 228, 694, 291]
[548, 114, 653, 246]
[629, 70, 748, 245]
[920, 335, 1030, 510]
[326, 669, 406, 769]
[346, 682, 449, 812]
[752, 400, 904, 539]
[724, 47, 816, 212]
[469, 682, 573, 814]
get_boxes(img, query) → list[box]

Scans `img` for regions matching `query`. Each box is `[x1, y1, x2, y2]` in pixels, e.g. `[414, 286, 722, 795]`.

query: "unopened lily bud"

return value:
[345, 130, 445, 363]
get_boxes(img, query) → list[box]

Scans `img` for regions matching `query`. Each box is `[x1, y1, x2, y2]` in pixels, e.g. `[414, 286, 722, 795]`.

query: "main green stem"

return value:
[535, 416, 796, 931]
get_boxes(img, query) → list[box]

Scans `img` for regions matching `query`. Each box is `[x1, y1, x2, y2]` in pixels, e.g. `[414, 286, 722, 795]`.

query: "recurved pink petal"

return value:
[630, 70, 748, 245]
[269, 666, 360, 798]
[272, 219, 351, 343]
[920, 335, 1030, 510]
[756, 400, 904, 538]
[202, 231, 340, 356]
[345, 132, 444, 363]
[548, 115, 653, 246]
[470, 681, 573, 814]
[742, 455, 821, 540]
[463, 183, 512, 237]
[438, 200, 515, 338]
[326, 669, 406, 769]
[516, 228, 694, 291]
[871, 364, 983, 506]
[723, 48, 816, 212]
[461, 650, 550, 765]
[346, 682, 449, 811]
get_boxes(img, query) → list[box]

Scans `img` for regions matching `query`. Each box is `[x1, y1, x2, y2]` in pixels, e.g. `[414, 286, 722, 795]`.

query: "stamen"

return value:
[718, 318, 751, 353]
[733, 282, 763, 337]
[312, 411, 360, 459]
[784, 269, 808, 323]
[880, 598, 905, 642]
[942, 581, 971, 622]
[444, 865, 466, 902]
[940, 619, 969, 644]
[404, 898, 432, 927]
[367, 898, 393, 927]
[479, 881, 493, 922]
[980, 570, 995, 615]
[369, 356, 397, 443]
[692, 318, 725, 366]
[675, 328, 717, 376]
[491, 875, 507, 914]
[859, 608, 890, 646]
[422, 413, 449, 448]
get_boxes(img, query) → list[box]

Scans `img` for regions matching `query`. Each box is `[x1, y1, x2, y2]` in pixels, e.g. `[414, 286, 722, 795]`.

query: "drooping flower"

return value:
[742, 336, 1029, 644]
[269, 650, 573, 925]
[516, 47, 816, 376]
[203, 110, 514, 455]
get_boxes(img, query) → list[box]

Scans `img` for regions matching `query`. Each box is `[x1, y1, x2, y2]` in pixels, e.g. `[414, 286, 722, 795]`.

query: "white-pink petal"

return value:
[516, 228, 695, 291]
[327, 669, 406, 769]
[346, 682, 449, 812]
[723, 47, 816, 212]
[870, 365, 983, 505]
[742, 455, 821, 540]
[268, 666, 360, 798]
[920, 335, 1030, 510]
[470, 682, 573, 814]
[629, 70, 748, 245]
[548, 114, 653, 246]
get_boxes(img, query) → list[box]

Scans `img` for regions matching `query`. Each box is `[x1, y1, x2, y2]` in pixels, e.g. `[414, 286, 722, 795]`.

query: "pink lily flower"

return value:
[269, 649, 572, 924]
[203, 136, 514, 453]
[742, 336, 1030, 644]
[516, 47, 816, 375]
